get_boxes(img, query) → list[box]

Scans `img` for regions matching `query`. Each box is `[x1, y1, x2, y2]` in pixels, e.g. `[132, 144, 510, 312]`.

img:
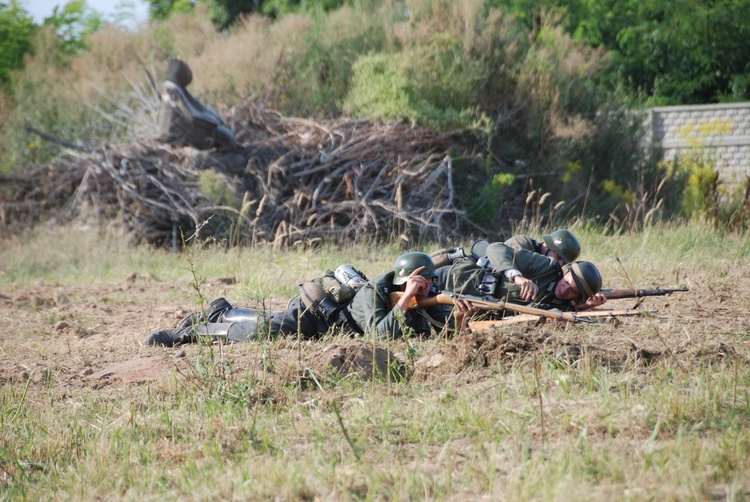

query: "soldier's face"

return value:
[555, 272, 581, 301]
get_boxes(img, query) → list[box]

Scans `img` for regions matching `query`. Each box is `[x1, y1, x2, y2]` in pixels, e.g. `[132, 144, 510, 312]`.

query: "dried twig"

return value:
[2, 101, 499, 247]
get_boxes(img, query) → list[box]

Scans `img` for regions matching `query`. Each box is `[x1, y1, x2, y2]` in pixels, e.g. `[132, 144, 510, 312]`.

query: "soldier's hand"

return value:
[453, 298, 477, 334]
[395, 267, 432, 313]
[582, 293, 607, 309]
[404, 266, 431, 298]
[513, 276, 538, 301]
[454, 298, 478, 317]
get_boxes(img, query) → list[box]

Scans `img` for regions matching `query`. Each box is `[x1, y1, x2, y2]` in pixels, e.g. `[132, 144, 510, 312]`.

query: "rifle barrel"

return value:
[602, 287, 688, 300]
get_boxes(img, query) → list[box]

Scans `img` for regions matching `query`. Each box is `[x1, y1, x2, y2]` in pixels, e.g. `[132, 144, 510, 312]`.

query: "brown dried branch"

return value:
[2, 100, 491, 247]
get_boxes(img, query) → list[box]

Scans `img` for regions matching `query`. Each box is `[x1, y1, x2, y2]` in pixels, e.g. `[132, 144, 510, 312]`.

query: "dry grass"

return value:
[1, 223, 750, 499]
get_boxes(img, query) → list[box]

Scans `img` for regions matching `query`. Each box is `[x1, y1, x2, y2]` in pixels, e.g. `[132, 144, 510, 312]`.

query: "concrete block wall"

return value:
[646, 102, 750, 193]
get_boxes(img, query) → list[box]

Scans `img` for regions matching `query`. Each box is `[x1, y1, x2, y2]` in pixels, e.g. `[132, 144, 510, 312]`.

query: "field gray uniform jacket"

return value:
[266, 294, 359, 338]
[346, 271, 454, 339]
[504, 235, 543, 254]
[443, 242, 572, 310]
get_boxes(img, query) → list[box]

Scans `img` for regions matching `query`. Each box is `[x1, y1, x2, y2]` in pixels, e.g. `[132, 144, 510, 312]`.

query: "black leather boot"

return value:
[144, 328, 188, 347]
[177, 298, 233, 329]
[145, 319, 264, 346]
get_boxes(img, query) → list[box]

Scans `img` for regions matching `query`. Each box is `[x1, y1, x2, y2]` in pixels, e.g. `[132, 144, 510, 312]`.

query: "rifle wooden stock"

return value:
[388, 290, 587, 323]
[469, 308, 655, 328]
[601, 287, 688, 300]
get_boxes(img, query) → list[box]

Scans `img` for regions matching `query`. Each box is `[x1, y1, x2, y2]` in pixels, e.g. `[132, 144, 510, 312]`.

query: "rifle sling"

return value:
[414, 307, 447, 331]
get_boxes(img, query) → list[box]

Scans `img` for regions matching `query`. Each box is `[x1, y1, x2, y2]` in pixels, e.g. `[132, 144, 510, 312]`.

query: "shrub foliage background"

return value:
[1, 0, 748, 236]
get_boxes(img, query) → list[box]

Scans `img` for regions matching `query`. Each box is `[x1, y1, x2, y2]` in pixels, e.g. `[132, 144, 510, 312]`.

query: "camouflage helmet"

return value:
[564, 261, 602, 299]
[393, 252, 438, 286]
[542, 229, 581, 264]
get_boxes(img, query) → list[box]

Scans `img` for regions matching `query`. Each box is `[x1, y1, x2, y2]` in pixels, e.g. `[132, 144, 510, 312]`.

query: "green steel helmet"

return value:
[393, 252, 438, 286]
[542, 229, 581, 264]
[564, 261, 602, 299]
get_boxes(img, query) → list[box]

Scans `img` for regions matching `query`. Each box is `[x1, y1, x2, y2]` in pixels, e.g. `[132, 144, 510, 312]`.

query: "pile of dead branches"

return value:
[1, 100, 492, 248]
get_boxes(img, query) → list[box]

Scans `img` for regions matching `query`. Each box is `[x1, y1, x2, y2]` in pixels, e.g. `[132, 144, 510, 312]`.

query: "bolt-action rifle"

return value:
[601, 286, 688, 300]
[469, 307, 656, 328]
[389, 290, 593, 323]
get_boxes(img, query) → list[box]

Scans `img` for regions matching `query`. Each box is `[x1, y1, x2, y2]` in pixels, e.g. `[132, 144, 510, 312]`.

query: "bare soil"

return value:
[1, 270, 748, 395]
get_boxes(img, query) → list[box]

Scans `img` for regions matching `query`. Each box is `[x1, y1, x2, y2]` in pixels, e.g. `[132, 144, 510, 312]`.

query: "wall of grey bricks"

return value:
[646, 102, 750, 193]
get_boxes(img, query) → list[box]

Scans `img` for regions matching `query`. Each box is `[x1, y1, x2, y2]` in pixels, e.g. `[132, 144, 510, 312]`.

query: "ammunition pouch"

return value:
[477, 271, 499, 296]
[301, 280, 341, 321]
[300, 265, 367, 322]
[445, 258, 498, 297]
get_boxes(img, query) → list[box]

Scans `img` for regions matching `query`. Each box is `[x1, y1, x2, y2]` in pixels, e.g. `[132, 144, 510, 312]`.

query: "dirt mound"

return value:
[414, 328, 553, 380]
[412, 320, 719, 381]
[305, 340, 407, 382]
[67, 337, 407, 396]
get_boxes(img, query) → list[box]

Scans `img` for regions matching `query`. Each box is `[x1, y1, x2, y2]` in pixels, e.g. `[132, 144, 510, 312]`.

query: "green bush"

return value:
[480, 11, 652, 230]
[344, 35, 483, 129]
[200, 170, 237, 206]
[0, 0, 36, 89]
[277, 5, 388, 115]
[462, 170, 516, 228]
[682, 157, 719, 222]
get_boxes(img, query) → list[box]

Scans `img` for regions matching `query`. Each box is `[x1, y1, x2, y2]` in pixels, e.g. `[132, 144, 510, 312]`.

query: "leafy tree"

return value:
[148, 0, 200, 20]
[569, 0, 750, 104]
[488, 0, 750, 105]
[43, 0, 105, 56]
[0, 0, 36, 88]
[260, 0, 345, 18]
[146, 0, 348, 29]
[147, 0, 262, 28]
[213, 0, 264, 28]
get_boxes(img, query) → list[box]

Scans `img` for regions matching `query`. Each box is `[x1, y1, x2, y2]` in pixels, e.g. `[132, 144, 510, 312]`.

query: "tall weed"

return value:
[671, 119, 750, 230]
